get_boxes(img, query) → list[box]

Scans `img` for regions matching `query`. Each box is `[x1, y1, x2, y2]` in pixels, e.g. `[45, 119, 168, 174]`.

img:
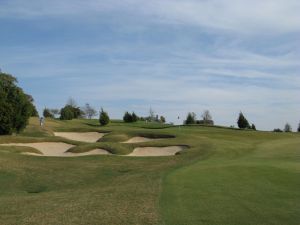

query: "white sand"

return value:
[0, 142, 111, 157]
[127, 146, 185, 157]
[122, 137, 162, 143]
[53, 132, 105, 143]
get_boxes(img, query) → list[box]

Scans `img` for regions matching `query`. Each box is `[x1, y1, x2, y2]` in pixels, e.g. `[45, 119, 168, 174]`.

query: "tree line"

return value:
[1, 71, 300, 135]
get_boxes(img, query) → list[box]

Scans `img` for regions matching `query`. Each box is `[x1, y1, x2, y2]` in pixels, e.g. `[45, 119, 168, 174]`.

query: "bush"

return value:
[196, 120, 214, 125]
[237, 112, 250, 129]
[251, 124, 256, 130]
[273, 128, 283, 132]
[0, 72, 33, 135]
[99, 108, 110, 126]
[60, 105, 74, 120]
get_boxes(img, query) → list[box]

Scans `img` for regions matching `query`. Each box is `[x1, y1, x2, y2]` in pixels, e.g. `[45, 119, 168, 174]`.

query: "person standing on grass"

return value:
[40, 117, 44, 127]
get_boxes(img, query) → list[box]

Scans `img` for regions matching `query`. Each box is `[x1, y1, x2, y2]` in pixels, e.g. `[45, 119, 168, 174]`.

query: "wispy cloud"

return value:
[1, 0, 300, 34]
[0, 0, 299, 130]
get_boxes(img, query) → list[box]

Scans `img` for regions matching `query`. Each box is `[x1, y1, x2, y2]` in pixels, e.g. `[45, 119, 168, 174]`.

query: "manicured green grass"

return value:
[0, 117, 299, 225]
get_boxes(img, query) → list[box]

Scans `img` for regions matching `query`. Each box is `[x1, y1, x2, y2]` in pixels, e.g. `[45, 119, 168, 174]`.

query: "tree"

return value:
[26, 94, 39, 117]
[99, 108, 110, 126]
[50, 109, 60, 118]
[202, 110, 212, 121]
[298, 122, 300, 132]
[59, 99, 83, 120]
[199, 110, 214, 125]
[160, 116, 166, 123]
[149, 107, 155, 122]
[273, 128, 283, 132]
[66, 97, 77, 108]
[43, 108, 54, 118]
[132, 112, 138, 122]
[185, 112, 196, 125]
[123, 111, 133, 122]
[284, 123, 292, 132]
[83, 103, 97, 119]
[237, 112, 250, 129]
[60, 105, 74, 120]
[0, 72, 33, 135]
[251, 123, 256, 130]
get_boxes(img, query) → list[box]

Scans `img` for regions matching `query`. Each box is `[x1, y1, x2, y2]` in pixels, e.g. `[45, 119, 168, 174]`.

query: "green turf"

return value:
[0, 117, 299, 225]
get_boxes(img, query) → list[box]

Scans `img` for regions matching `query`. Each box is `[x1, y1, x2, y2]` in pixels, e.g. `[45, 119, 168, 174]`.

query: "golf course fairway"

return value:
[0, 118, 299, 225]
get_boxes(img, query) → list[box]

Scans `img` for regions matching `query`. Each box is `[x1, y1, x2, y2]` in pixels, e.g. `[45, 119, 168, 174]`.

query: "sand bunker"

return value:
[127, 146, 185, 157]
[0, 142, 111, 157]
[122, 137, 162, 143]
[53, 132, 105, 143]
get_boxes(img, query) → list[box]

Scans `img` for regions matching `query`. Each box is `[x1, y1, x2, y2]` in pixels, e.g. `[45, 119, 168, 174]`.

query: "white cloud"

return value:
[1, 0, 300, 34]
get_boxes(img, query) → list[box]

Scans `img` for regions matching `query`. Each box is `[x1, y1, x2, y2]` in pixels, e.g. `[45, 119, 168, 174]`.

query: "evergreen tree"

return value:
[132, 112, 138, 122]
[185, 112, 196, 124]
[123, 111, 133, 122]
[99, 108, 110, 126]
[297, 122, 300, 132]
[237, 112, 250, 129]
[251, 123, 256, 130]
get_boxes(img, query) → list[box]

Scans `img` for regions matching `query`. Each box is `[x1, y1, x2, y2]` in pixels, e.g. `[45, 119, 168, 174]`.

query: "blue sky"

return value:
[0, 0, 299, 130]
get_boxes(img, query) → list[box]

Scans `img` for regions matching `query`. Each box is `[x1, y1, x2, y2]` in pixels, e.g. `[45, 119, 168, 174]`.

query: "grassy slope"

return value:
[160, 128, 300, 225]
[0, 118, 299, 225]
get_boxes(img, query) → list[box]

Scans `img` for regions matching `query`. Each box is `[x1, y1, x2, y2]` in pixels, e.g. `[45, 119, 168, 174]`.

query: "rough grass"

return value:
[0, 117, 299, 225]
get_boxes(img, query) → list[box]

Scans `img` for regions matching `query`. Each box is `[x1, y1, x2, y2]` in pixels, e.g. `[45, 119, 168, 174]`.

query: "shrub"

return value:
[273, 128, 283, 132]
[160, 116, 166, 123]
[60, 105, 74, 120]
[99, 108, 110, 126]
[0, 72, 33, 135]
[196, 120, 214, 125]
[251, 124, 256, 130]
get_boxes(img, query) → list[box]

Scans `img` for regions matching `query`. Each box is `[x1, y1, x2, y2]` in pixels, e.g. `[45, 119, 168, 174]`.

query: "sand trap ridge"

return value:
[122, 137, 162, 143]
[127, 146, 185, 156]
[0, 142, 111, 157]
[54, 132, 105, 143]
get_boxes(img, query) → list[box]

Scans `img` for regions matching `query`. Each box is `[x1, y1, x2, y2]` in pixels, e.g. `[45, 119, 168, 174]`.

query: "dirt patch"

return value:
[127, 146, 185, 156]
[0, 143, 110, 157]
[53, 132, 105, 143]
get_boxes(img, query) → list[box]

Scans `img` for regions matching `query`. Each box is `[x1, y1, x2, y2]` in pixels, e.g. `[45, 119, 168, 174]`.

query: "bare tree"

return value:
[83, 103, 97, 119]
[284, 123, 292, 132]
[149, 107, 155, 122]
[202, 110, 212, 121]
[66, 97, 77, 107]
[50, 109, 60, 118]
